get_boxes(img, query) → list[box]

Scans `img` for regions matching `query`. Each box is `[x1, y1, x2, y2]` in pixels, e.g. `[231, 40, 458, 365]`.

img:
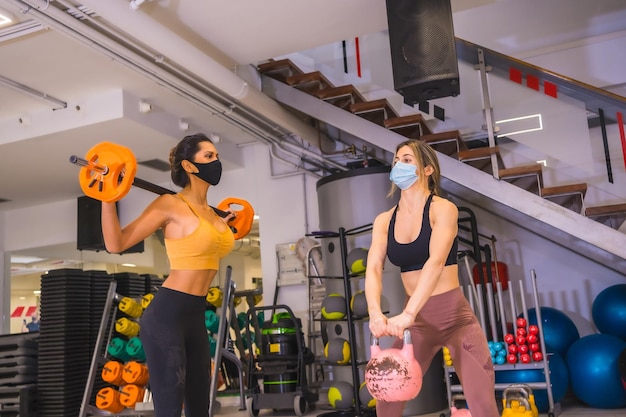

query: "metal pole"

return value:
[475, 48, 500, 179]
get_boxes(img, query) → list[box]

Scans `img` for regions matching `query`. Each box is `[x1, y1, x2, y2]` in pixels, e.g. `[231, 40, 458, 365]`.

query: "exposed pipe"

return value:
[78, 0, 249, 99]
[2, 0, 344, 176]
[0, 19, 46, 43]
[279, 136, 346, 171]
[302, 173, 310, 234]
[75, 0, 336, 149]
[267, 142, 322, 178]
[0, 74, 66, 109]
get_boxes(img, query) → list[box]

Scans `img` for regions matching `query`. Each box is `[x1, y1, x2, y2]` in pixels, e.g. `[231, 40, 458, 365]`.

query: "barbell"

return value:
[69, 141, 254, 239]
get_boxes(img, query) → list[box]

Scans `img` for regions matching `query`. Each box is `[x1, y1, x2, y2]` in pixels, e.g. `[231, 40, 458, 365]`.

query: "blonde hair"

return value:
[388, 139, 441, 197]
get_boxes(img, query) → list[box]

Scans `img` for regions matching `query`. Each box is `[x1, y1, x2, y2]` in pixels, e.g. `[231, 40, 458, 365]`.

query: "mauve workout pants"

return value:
[139, 287, 211, 417]
[376, 288, 500, 417]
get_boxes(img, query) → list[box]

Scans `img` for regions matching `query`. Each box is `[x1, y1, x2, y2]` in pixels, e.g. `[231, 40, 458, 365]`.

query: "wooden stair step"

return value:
[349, 99, 399, 119]
[384, 114, 433, 136]
[316, 85, 366, 101]
[458, 146, 499, 162]
[419, 130, 467, 150]
[286, 71, 334, 93]
[498, 163, 543, 179]
[257, 59, 304, 81]
[541, 183, 587, 198]
[315, 85, 367, 109]
[585, 203, 626, 217]
[499, 163, 544, 194]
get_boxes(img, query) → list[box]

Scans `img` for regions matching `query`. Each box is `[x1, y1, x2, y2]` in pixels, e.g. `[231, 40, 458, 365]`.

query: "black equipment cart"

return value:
[245, 305, 318, 417]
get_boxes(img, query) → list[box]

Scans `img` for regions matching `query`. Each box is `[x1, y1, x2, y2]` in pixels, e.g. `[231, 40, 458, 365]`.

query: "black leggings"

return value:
[140, 287, 210, 417]
[376, 288, 500, 417]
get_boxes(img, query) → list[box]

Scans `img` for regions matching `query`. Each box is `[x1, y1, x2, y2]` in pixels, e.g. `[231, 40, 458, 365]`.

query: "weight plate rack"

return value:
[79, 272, 160, 417]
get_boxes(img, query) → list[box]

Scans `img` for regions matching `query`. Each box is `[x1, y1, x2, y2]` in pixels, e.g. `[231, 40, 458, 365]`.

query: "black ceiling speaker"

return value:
[385, 0, 460, 105]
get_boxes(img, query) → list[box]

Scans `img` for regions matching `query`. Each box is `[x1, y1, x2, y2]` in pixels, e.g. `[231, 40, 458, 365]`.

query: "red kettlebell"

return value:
[364, 329, 422, 402]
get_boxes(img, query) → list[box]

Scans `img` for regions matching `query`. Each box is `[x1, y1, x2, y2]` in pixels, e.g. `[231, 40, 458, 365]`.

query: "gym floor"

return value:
[214, 395, 626, 417]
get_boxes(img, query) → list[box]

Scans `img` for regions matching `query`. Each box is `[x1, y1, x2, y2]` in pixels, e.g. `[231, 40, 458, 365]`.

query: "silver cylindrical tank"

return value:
[316, 165, 447, 416]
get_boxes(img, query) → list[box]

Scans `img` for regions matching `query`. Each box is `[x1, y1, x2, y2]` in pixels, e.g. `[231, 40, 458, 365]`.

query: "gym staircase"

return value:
[257, 56, 626, 274]
[259, 59, 595, 219]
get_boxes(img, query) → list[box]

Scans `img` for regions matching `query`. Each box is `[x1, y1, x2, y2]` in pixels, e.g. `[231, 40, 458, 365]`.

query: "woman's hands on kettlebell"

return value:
[368, 311, 388, 338]
[386, 310, 415, 338]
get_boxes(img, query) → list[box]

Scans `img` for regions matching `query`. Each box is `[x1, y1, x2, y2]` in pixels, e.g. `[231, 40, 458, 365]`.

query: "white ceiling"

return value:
[1, 0, 626, 212]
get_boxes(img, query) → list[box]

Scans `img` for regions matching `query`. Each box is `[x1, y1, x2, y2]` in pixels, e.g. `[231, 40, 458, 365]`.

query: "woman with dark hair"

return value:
[365, 139, 499, 417]
[101, 133, 235, 417]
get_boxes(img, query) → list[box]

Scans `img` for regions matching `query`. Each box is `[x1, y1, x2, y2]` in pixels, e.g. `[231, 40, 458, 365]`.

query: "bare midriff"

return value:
[402, 264, 460, 297]
[162, 269, 219, 296]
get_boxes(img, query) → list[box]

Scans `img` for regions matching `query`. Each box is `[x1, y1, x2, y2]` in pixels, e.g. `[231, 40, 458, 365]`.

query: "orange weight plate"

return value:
[216, 197, 254, 240]
[119, 384, 146, 408]
[79, 141, 137, 203]
[101, 360, 125, 385]
[95, 387, 125, 413]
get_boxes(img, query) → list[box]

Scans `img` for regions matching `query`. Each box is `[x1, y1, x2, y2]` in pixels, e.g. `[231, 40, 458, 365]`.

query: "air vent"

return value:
[66, 6, 97, 20]
[139, 159, 170, 172]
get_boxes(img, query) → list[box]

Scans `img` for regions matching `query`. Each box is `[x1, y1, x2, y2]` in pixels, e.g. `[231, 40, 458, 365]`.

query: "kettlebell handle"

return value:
[504, 396, 530, 410]
[371, 329, 412, 346]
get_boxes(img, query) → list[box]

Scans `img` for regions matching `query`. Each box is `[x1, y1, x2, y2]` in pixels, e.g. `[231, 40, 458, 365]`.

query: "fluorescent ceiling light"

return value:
[11, 256, 46, 264]
[122, 263, 136, 267]
[0, 9, 15, 27]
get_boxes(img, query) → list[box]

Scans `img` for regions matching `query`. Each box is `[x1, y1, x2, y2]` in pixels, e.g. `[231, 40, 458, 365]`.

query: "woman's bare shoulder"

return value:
[431, 196, 458, 219]
[144, 193, 182, 216]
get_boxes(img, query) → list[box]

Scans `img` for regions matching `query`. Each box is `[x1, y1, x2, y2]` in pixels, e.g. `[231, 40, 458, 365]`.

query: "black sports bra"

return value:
[387, 194, 458, 272]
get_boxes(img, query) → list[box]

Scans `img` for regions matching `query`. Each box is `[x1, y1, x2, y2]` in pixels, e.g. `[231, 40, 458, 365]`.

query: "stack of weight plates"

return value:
[111, 272, 145, 298]
[142, 273, 164, 295]
[38, 268, 93, 417]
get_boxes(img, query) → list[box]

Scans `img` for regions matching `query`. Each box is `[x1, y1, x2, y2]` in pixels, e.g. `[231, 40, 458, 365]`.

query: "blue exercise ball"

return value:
[592, 284, 626, 340]
[495, 352, 569, 412]
[565, 333, 626, 408]
[525, 307, 580, 357]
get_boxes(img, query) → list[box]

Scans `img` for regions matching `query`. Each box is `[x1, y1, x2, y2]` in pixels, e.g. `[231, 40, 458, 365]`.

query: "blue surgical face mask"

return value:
[390, 161, 418, 190]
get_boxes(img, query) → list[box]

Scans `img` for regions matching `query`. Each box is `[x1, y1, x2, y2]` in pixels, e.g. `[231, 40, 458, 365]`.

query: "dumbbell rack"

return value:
[442, 269, 559, 417]
[79, 281, 153, 417]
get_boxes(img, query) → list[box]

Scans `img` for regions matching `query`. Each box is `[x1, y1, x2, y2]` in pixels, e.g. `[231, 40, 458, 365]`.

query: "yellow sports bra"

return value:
[164, 194, 235, 270]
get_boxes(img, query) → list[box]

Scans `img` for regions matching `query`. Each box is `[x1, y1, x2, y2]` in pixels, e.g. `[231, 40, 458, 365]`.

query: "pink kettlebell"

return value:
[450, 406, 472, 417]
[364, 329, 422, 402]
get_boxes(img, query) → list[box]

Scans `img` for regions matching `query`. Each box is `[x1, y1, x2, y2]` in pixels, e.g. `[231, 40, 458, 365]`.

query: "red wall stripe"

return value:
[509, 67, 523, 84]
[25, 306, 37, 317]
[544, 81, 558, 98]
[355, 37, 362, 78]
[618, 112, 626, 171]
[10, 307, 25, 318]
[526, 74, 540, 91]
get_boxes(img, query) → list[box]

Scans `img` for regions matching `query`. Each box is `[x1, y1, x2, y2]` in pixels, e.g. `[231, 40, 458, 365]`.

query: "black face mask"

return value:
[191, 159, 222, 186]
